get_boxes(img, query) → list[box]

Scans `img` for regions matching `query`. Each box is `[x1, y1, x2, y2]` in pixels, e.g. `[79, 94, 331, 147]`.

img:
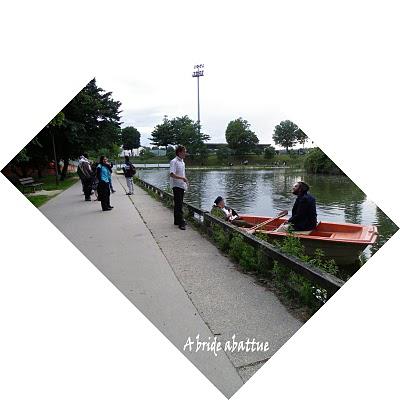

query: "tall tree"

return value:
[7, 80, 122, 179]
[170, 115, 210, 155]
[272, 120, 299, 153]
[296, 128, 308, 148]
[150, 115, 210, 156]
[39, 79, 122, 179]
[149, 116, 175, 149]
[225, 118, 259, 154]
[264, 144, 276, 160]
[122, 126, 141, 154]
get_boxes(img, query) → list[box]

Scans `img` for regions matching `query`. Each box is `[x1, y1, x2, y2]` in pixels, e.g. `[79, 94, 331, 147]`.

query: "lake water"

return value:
[137, 168, 398, 259]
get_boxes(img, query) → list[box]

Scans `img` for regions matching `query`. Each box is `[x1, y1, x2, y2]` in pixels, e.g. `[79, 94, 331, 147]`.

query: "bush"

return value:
[216, 146, 233, 162]
[264, 145, 276, 160]
[166, 146, 175, 160]
[304, 147, 343, 174]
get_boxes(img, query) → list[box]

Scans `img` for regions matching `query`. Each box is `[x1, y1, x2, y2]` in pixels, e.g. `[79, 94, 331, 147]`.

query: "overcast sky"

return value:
[97, 61, 296, 148]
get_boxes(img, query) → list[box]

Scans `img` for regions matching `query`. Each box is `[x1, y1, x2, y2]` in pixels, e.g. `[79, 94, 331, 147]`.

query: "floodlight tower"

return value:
[192, 64, 204, 131]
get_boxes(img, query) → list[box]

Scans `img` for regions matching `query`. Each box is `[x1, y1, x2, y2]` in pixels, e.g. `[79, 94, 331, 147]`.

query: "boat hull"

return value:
[239, 215, 378, 266]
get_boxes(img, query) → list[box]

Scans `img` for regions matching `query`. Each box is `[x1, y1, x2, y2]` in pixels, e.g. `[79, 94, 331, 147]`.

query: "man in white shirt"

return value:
[169, 145, 189, 230]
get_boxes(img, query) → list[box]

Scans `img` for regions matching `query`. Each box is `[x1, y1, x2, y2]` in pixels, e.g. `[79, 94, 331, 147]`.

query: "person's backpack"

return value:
[124, 162, 136, 177]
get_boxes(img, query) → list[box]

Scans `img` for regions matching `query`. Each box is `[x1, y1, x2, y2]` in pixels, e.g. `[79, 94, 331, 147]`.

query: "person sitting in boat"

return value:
[276, 181, 317, 233]
[211, 196, 253, 228]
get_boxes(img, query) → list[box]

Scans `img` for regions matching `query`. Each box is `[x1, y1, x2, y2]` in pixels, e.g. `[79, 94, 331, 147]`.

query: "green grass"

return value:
[24, 174, 79, 208]
[40, 174, 79, 191]
[27, 195, 51, 208]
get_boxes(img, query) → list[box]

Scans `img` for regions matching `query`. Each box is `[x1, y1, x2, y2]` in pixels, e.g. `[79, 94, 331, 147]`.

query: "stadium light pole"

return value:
[192, 64, 204, 132]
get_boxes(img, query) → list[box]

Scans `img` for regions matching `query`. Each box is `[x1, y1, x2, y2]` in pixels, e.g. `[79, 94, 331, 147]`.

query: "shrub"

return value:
[304, 147, 343, 174]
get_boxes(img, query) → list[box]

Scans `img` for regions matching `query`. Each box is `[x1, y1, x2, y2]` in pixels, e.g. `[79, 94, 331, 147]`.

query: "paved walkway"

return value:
[40, 175, 303, 397]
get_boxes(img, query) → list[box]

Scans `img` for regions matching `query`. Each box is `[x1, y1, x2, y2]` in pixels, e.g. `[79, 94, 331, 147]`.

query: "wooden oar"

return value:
[245, 211, 288, 234]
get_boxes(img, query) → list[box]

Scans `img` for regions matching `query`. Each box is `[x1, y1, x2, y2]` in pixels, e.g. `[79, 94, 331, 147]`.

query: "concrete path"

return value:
[40, 175, 303, 396]
[115, 175, 303, 382]
[40, 180, 243, 398]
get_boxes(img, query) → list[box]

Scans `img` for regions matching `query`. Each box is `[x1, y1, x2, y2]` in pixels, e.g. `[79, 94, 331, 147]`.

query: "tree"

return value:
[304, 147, 343, 174]
[122, 126, 141, 154]
[273, 120, 299, 153]
[7, 79, 122, 180]
[166, 145, 175, 160]
[264, 144, 276, 160]
[225, 118, 259, 155]
[150, 116, 175, 149]
[170, 115, 210, 156]
[296, 128, 308, 148]
[216, 146, 233, 162]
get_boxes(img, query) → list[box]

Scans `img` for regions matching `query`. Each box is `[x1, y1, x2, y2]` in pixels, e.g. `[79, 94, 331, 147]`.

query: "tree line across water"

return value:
[3, 79, 340, 179]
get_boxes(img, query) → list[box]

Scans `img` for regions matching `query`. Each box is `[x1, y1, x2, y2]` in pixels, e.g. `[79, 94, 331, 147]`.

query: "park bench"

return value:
[19, 177, 44, 193]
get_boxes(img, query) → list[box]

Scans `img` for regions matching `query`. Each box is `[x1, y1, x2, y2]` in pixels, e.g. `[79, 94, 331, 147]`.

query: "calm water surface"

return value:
[138, 168, 398, 259]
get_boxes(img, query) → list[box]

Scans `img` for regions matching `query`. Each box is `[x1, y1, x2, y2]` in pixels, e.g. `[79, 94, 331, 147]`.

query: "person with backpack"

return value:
[78, 153, 93, 201]
[122, 156, 136, 195]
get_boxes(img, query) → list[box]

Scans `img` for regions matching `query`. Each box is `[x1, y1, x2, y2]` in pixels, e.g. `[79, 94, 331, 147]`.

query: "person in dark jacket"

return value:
[78, 154, 93, 201]
[277, 181, 317, 233]
[96, 156, 113, 211]
[122, 156, 136, 195]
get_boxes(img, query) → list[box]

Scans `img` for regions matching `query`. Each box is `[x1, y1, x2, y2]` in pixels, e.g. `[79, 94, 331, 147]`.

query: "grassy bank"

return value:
[119, 153, 306, 168]
[25, 174, 79, 208]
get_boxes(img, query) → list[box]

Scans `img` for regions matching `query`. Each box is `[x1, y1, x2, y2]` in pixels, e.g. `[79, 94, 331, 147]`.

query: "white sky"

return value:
[97, 64, 292, 148]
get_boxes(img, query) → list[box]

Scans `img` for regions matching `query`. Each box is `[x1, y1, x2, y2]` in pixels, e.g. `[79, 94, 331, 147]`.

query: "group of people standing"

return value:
[77, 146, 316, 230]
[77, 154, 136, 212]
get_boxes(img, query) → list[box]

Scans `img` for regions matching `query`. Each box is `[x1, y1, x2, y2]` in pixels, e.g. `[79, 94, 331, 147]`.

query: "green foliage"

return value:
[9, 78, 122, 180]
[227, 234, 258, 271]
[150, 115, 210, 157]
[171, 115, 210, 156]
[212, 225, 230, 251]
[150, 116, 174, 148]
[263, 144, 276, 160]
[26, 195, 50, 208]
[304, 147, 343, 175]
[225, 118, 259, 154]
[216, 146, 233, 162]
[272, 235, 338, 308]
[122, 126, 141, 151]
[139, 148, 156, 159]
[89, 143, 121, 161]
[166, 145, 175, 160]
[273, 120, 299, 152]
[296, 128, 308, 147]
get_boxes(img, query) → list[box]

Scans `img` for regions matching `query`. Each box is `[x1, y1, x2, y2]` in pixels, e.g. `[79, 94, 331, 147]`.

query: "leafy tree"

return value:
[7, 79, 122, 180]
[296, 128, 308, 148]
[150, 116, 175, 149]
[304, 147, 343, 174]
[273, 120, 299, 153]
[166, 145, 175, 160]
[264, 144, 276, 160]
[170, 115, 210, 156]
[122, 126, 141, 154]
[225, 118, 259, 154]
[216, 146, 233, 162]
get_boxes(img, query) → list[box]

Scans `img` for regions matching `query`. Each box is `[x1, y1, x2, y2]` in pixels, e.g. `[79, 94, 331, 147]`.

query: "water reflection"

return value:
[138, 168, 398, 258]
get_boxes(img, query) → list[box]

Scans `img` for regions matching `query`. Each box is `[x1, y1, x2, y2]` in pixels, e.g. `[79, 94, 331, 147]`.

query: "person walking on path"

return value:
[78, 154, 93, 201]
[122, 156, 136, 195]
[96, 156, 113, 211]
[169, 145, 188, 230]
